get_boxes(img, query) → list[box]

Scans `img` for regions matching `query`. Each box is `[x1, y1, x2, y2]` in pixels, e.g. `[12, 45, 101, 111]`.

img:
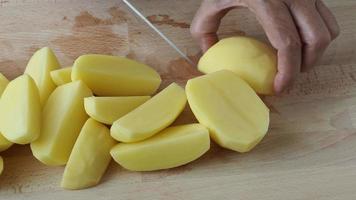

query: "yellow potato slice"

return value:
[25, 47, 60, 105]
[50, 67, 72, 86]
[111, 124, 210, 171]
[72, 54, 161, 96]
[0, 73, 12, 151]
[0, 75, 41, 144]
[31, 81, 92, 166]
[0, 156, 3, 175]
[84, 96, 150, 125]
[198, 36, 277, 95]
[110, 83, 186, 143]
[186, 70, 270, 152]
[0, 73, 9, 96]
[61, 118, 116, 190]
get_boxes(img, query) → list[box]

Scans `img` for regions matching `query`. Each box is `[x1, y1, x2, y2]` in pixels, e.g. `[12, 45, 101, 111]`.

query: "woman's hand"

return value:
[191, 0, 340, 94]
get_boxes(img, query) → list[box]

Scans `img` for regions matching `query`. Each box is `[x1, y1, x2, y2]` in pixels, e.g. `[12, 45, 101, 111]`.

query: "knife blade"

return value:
[123, 0, 194, 65]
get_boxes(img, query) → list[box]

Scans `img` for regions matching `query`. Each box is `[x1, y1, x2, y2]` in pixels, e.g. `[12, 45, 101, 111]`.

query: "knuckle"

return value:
[308, 33, 331, 49]
[280, 36, 302, 50]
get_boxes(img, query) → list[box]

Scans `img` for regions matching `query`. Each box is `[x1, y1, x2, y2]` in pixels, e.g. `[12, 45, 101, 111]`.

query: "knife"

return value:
[123, 0, 194, 65]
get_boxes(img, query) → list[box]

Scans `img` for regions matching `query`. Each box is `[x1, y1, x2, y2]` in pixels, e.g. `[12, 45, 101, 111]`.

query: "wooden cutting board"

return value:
[0, 0, 355, 199]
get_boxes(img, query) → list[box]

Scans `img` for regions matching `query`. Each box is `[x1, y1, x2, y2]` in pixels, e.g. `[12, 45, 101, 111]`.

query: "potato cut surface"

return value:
[110, 83, 186, 143]
[84, 96, 150, 125]
[25, 47, 60, 105]
[0, 75, 41, 144]
[186, 70, 269, 152]
[198, 37, 277, 95]
[72, 54, 161, 96]
[31, 81, 92, 166]
[111, 124, 210, 171]
[61, 118, 116, 190]
[51, 67, 72, 86]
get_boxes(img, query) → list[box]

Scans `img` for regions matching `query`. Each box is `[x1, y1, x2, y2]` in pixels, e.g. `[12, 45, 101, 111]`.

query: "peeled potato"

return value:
[0, 73, 12, 151]
[31, 81, 92, 166]
[50, 67, 72, 86]
[0, 156, 3, 175]
[72, 54, 161, 96]
[0, 75, 41, 144]
[84, 96, 150, 125]
[111, 124, 210, 171]
[198, 36, 277, 95]
[0, 134, 12, 152]
[0, 73, 9, 96]
[186, 70, 269, 152]
[110, 83, 186, 143]
[25, 47, 60, 105]
[61, 118, 116, 190]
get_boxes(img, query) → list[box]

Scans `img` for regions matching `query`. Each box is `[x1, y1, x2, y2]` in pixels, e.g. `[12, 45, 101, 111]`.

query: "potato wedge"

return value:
[25, 47, 60, 105]
[186, 70, 269, 152]
[110, 83, 186, 143]
[72, 54, 161, 96]
[0, 75, 41, 144]
[111, 124, 210, 171]
[61, 119, 116, 190]
[0, 134, 12, 152]
[31, 81, 92, 166]
[0, 73, 12, 151]
[84, 96, 150, 125]
[0, 73, 9, 96]
[50, 67, 72, 86]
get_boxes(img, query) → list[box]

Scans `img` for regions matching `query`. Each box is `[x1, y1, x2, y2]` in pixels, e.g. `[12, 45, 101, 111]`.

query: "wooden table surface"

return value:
[0, 0, 355, 199]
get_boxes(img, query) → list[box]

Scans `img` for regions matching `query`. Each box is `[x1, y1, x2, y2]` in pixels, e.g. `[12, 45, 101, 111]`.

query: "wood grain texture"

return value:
[0, 0, 356, 199]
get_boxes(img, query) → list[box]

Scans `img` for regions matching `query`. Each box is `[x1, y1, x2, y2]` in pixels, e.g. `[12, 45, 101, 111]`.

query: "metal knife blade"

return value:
[123, 0, 194, 65]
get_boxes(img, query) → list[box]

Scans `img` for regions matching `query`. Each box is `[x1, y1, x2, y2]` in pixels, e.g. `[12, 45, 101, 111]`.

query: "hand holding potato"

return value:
[191, 0, 340, 94]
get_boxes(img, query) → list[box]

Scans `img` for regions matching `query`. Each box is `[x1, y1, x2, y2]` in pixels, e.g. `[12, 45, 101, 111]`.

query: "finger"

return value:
[247, 1, 302, 94]
[316, 0, 340, 40]
[274, 44, 301, 95]
[190, 0, 246, 52]
[287, 0, 332, 72]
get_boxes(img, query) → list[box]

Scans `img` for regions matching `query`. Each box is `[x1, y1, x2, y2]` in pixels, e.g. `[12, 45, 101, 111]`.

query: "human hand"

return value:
[191, 0, 340, 94]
